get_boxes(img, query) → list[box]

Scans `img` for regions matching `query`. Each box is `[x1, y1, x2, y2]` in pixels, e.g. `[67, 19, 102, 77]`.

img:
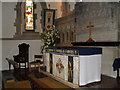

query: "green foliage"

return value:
[40, 25, 60, 53]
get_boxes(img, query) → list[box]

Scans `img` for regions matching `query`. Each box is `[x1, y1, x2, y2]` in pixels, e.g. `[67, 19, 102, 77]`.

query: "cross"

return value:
[86, 22, 95, 42]
[56, 58, 64, 74]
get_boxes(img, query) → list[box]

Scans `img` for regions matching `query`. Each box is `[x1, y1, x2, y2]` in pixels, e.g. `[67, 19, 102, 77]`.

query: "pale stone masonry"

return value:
[75, 2, 119, 42]
[75, 2, 120, 78]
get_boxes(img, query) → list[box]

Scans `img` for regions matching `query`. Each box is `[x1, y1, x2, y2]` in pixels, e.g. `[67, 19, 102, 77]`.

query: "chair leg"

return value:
[35, 65, 36, 71]
[19, 63, 20, 69]
[27, 62, 29, 69]
[38, 65, 40, 72]
[9, 63, 11, 70]
[25, 62, 26, 69]
[29, 64, 31, 72]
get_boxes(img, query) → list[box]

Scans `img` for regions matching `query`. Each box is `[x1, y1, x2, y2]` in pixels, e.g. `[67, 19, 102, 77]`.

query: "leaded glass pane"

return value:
[26, 0, 34, 30]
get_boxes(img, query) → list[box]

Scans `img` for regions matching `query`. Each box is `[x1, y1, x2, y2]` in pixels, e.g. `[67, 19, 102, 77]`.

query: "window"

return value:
[25, 0, 34, 30]
[14, 2, 47, 39]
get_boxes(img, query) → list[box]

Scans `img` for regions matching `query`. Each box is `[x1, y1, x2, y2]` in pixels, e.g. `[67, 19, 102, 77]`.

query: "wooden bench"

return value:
[4, 80, 31, 89]
[6, 58, 19, 70]
[28, 74, 74, 89]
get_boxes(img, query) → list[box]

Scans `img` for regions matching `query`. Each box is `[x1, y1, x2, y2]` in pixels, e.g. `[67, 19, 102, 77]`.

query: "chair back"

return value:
[34, 54, 44, 64]
[18, 43, 30, 62]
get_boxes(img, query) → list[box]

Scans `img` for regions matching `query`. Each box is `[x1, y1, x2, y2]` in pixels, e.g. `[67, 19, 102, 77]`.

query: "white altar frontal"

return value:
[44, 46, 102, 86]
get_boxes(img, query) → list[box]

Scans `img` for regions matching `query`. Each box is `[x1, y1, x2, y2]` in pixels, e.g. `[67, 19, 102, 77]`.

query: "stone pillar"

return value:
[14, 2, 22, 38]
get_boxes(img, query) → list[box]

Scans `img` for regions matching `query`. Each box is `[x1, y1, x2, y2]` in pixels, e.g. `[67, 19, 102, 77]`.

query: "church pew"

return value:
[6, 58, 19, 70]
[28, 74, 73, 89]
[4, 80, 31, 89]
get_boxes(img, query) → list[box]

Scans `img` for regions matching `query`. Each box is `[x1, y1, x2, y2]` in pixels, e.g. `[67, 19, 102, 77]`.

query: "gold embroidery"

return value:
[56, 58, 64, 74]
[68, 61, 73, 78]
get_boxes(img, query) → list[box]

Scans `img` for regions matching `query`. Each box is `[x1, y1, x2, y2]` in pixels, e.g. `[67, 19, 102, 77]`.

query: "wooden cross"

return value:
[86, 22, 95, 42]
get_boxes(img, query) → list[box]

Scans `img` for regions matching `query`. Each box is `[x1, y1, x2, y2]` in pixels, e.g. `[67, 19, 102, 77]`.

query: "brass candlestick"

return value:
[86, 22, 95, 42]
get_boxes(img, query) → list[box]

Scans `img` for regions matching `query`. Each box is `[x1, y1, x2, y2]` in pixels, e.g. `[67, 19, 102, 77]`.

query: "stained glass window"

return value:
[25, 0, 34, 30]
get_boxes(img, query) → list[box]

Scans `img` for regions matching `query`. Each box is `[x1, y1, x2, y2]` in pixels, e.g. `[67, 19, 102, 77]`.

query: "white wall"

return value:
[0, 2, 2, 71]
[0, 1, 2, 89]
[2, 40, 43, 70]
[2, 2, 44, 70]
[0, 40, 2, 71]
[2, 2, 16, 38]
[1, 2, 64, 71]
[101, 47, 118, 78]
[0, 2, 2, 39]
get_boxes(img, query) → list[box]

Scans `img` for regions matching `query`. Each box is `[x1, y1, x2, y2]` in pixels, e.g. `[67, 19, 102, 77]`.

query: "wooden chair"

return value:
[6, 58, 19, 70]
[13, 43, 30, 69]
[29, 54, 44, 72]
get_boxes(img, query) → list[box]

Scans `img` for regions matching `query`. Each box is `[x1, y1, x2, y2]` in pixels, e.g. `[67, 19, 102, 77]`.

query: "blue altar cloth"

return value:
[46, 46, 102, 55]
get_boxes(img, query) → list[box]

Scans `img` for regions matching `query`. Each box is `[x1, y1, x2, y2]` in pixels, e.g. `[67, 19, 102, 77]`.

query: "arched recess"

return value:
[13, 1, 47, 40]
[61, 2, 76, 17]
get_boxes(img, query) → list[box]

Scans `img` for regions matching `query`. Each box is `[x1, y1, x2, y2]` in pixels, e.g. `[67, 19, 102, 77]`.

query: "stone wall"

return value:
[75, 2, 119, 42]
[75, 2, 120, 78]
[56, 11, 76, 46]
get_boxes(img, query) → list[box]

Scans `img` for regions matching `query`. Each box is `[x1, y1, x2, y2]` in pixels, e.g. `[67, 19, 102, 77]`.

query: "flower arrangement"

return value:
[40, 25, 60, 53]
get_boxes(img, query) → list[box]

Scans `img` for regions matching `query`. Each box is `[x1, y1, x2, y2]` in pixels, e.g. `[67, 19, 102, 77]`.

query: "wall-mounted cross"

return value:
[86, 22, 95, 42]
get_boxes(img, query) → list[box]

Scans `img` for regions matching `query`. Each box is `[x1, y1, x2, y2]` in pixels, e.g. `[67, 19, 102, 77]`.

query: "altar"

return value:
[44, 46, 102, 86]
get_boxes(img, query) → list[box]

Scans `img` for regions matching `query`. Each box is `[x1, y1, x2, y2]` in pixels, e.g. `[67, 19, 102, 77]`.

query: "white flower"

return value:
[40, 25, 59, 49]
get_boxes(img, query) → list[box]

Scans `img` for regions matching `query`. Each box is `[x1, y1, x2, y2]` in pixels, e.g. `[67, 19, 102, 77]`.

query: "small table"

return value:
[29, 55, 44, 72]
[29, 62, 41, 72]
